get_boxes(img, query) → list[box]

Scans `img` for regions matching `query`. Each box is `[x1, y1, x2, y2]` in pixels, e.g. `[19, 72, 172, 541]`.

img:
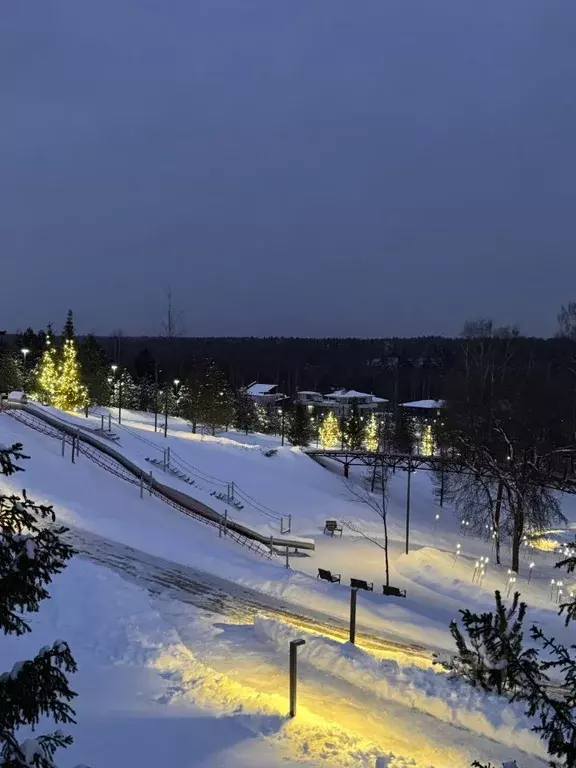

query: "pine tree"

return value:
[36, 326, 58, 404]
[319, 411, 339, 448]
[0, 349, 21, 395]
[53, 342, 87, 412]
[346, 405, 364, 450]
[364, 412, 380, 452]
[0, 442, 79, 768]
[394, 411, 415, 454]
[62, 310, 75, 341]
[78, 335, 109, 407]
[234, 390, 258, 434]
[109, 369, 140, 410]
[287, 403, 312, 447]
[436, 590, 543, 696]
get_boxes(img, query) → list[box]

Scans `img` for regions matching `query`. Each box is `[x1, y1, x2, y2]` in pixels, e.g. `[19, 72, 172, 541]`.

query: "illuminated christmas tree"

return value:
[319, 411, 339, 448]
[364, 412, 380, 452]
[36, 327, 58, 404]
[53, 339, 87, 412]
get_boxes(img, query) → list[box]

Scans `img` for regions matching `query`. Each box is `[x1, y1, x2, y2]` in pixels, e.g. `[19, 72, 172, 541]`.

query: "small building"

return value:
[401, 399, 444, 413]
[245, 382, 284, 406]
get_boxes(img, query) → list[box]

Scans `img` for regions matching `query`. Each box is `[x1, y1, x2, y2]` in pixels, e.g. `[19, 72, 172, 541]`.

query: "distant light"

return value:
[21, 348, 30, 356]
[174, 379, 180, 385]
[111, 364, 118, 373]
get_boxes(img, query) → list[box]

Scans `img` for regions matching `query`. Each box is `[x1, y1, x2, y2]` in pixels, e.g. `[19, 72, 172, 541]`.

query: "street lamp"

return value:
[21, 348, 30, 392]
[164, 378, 180, 438]
[111, 365, 122, 425]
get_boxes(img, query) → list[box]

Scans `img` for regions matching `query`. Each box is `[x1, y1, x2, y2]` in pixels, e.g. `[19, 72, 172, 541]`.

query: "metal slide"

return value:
[2, 403, 315, 558]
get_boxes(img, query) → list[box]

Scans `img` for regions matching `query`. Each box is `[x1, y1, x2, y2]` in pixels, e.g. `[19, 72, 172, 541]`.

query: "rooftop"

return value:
[401, 399, 445, 409]
[246, 383, 278, 396]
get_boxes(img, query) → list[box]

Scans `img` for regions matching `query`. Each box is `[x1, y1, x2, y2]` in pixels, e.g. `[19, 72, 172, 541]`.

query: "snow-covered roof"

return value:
[401, 399, 445, 409]
[246, 383, 278, 396]
[327, 389, 388, 403]
[297, 390, 322, 396]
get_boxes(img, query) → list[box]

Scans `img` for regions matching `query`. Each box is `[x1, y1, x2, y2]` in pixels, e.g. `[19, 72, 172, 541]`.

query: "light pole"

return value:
[164, 378, 180, 438]
[111, 364, 122, 425]
[21, 348, 30, 392]
[154, 363, 160, 433]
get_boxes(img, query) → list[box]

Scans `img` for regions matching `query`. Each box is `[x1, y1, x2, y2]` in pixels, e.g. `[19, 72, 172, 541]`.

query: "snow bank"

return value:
[253, 616, 547, 761]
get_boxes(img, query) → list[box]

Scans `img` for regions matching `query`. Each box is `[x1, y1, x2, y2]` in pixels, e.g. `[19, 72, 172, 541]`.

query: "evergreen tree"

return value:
[319, 411, 339, 448]
[78, 335, 109, 407]
[109, 369, 140, 410]
[436, 590, 542, 696]
[364, 412, 380, 452]
[234, 389, 258, 434]
[346, 405, 364, 450]
[255, 403, 271, 433]
[0, 442, 79, 768]
[179, 377, 202, 433]
[0, 349, 21, 395]
[287, 403, 312, 447]
[200, 362, 235, 435]
[36, 326, 58, 404]
[394, 411, 415, 454]
[62, 310, 75, 341]
[53, 340, 87, 412]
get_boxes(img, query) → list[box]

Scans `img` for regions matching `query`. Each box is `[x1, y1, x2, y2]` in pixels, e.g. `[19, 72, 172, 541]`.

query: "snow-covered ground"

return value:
[2, 405, 575, 767]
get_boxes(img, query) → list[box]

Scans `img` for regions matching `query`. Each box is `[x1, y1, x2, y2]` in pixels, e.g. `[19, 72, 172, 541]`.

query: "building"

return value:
[245, 382, 284, 406]
[296, 388, 388, 417]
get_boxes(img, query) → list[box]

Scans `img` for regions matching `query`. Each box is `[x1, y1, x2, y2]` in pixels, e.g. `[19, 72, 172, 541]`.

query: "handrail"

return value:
[3, 403, 314, 552]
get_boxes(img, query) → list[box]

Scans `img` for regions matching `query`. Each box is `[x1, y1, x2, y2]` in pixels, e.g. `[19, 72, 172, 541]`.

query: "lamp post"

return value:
[111, 364, 122, 425]
[21, 348, 30, 392]
[278, 406, 285, 446]
[154, 363, 160, 433]
[164, 378, 180, 438]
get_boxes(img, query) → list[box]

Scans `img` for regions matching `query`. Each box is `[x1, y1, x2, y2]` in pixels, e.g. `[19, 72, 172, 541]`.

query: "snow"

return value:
[2, 403, 575, 766]
[401, 400, 445, 409]
[246, 383, 278, 396]
[328, 389, 387, 402]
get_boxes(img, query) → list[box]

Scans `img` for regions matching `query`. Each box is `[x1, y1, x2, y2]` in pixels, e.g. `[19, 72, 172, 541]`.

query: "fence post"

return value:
[167, 446, 171, 466]
[108, 414, 112, 432]
[231, 481, 235, 500]
[269, 535, 274, 555]
[219, 516, 223, 538]
[289, 639, 306, 718]
[285, 546, 290, 569]
[288, 514, 292, 533]
[223, 509, 228, 536]
[163, 449, 167, 472]
[61, 433, 66, 457]
[350, 588, 358, 644]
[76, 429, 80, 458]
[140, 471, 144, 499]
[101, 415, 105, 432]
[71, 436, 75, 464]
[149, 470, 153, 497]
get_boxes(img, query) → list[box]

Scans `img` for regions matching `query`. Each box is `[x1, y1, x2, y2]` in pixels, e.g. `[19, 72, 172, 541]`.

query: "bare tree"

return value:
[557, 302, 576, 340]
[161, 286, 184, 339]
[343, 466, 391, 587]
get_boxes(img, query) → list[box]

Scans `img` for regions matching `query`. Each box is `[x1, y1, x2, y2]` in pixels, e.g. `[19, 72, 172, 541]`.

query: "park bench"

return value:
[382, 585, 407, 598]
[317, 568, 341, 584]
[323, 520, 343, 536]
[350, 578, 373, 592]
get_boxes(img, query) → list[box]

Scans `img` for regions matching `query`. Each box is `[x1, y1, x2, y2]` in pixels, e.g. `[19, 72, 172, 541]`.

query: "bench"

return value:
[382, 585, 407, 598]
[318, 568, 341, 584]
[323, 520, 343, 536]
[350, 578, 373, 592]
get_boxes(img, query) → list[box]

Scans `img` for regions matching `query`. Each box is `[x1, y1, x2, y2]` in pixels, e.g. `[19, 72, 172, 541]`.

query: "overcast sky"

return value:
[2, 1, 576, 337]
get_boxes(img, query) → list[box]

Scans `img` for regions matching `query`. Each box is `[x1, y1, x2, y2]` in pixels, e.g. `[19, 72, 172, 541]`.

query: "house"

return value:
[401, 399, 445, 411]
[296, 388, 388, 417]
[324, 389, 388, 417]
[245, 382, 284, 406]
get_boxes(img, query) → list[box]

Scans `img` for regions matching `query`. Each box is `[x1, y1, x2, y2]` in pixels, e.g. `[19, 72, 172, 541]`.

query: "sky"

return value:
[2, 0, 576, 338]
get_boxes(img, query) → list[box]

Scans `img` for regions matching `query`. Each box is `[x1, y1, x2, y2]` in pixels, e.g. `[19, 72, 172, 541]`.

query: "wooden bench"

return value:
[350, 578, 373, 592]
[323, 520, 343, 536]
[317, 568, 341, 584]
[382, 585, 407, 598]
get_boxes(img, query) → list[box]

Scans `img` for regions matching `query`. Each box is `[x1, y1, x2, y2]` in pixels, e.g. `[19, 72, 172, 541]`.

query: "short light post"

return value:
[21, 348, 30, 392]
[289, 639, 306, 718]
[154, 363, 160, 432]
[349, 587, 358, 644]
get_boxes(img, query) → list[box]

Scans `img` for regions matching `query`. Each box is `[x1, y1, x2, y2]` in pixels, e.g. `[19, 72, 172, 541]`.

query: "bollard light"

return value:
[289, 639, 306, 718]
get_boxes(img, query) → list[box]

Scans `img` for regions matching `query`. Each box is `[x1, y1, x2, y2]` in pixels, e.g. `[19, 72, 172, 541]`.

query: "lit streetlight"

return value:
[21, 348, 30, 392]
